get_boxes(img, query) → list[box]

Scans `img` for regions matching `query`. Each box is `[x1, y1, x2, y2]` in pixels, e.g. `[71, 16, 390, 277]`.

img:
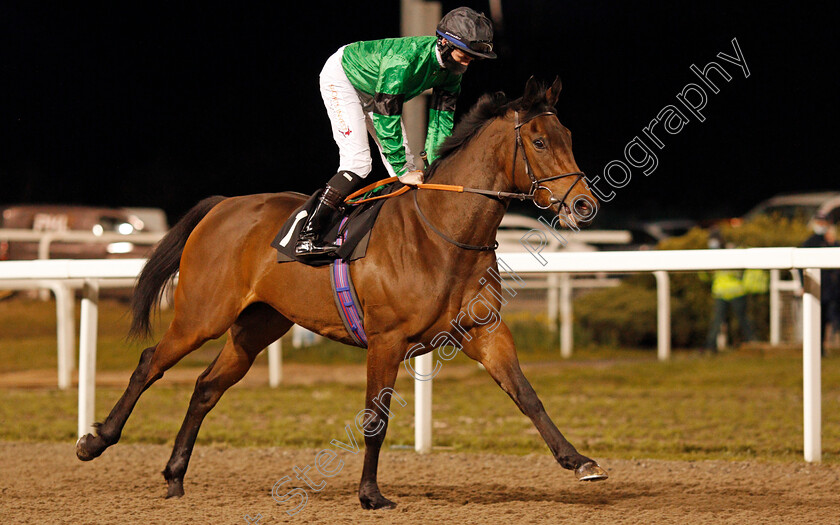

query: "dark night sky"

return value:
[1, 1, 836, 227]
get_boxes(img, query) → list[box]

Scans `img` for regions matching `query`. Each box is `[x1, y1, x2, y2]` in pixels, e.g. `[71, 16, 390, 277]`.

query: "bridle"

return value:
[413, 110, 587, 251]
[512, 110, 586, 210]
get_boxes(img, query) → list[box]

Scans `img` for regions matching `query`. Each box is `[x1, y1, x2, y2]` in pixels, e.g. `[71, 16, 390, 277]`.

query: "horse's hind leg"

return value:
[163, 303, 292, 498]
[76, 308, 233, 461]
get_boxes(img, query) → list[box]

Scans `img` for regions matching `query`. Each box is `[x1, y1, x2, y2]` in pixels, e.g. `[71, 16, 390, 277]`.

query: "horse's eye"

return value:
[533, 138, 546, 149]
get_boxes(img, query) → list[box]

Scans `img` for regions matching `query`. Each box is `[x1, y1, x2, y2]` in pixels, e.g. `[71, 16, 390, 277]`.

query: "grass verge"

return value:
[2, 297, 837, 463]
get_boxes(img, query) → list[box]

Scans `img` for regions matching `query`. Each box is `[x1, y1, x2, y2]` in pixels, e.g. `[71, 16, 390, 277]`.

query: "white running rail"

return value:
[2, 247, 838, 462]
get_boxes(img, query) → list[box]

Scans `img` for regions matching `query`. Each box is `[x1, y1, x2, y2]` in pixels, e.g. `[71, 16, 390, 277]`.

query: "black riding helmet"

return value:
[436, 7, 496, 73]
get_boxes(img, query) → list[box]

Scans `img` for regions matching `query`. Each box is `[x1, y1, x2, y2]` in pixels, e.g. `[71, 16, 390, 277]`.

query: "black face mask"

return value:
[438, 41, 468, 75]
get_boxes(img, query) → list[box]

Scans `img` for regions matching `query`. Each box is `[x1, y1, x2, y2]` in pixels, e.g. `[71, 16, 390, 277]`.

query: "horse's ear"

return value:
[522, 75, 541, 108]
[546, 76, 563, 107]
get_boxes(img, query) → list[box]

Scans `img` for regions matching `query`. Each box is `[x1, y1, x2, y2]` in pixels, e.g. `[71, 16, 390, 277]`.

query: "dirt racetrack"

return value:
[2, 441, 839, 524]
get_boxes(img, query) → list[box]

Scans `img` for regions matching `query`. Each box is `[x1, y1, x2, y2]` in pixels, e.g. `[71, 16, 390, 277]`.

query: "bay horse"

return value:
[75, 76, 608, 509]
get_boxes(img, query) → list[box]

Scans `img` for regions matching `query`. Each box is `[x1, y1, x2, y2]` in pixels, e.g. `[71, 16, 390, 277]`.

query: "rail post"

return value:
[654, 271, 671, 361]
[37, 235, 55, 300]
[769, 269, 781, 345]
[560, 273, 573, 358]
[77, 279, 99, 437]
[802, 268, 821, 462]
[52, 282, 76, 389]
[414, 353, 433, 453]
[268, 339, 282, 387]
[547, 273, 559, 332]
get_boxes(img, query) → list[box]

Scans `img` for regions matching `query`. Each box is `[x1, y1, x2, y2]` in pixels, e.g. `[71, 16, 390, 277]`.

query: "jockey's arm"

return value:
[371, 56, 415, 177]
[425, 79, 461, 164]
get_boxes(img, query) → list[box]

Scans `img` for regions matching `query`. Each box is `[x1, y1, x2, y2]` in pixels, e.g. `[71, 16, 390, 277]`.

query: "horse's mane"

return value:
[432, 91, 510, 163]
[427, 82, 555, 180]
[426, 85, 553, 180]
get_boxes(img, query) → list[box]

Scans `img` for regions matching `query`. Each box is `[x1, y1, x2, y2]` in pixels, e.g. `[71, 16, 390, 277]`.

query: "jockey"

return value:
[295, 6, 497, 258]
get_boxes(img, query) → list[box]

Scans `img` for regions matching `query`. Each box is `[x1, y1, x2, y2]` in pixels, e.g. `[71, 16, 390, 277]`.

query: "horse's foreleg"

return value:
[163, 303, 292, 498]
[357, 343, 403, 510]
[463, 323, 608, 481]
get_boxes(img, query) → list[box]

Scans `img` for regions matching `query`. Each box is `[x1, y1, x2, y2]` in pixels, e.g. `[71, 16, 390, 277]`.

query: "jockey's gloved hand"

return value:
[399, 170, 424, 186]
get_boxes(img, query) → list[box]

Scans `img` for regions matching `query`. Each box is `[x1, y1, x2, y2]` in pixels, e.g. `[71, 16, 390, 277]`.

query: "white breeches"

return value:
[319, 46, 414, 179]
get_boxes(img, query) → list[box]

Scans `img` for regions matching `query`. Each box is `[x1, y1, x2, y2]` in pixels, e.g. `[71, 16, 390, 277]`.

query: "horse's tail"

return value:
[129, 196, 227, 340]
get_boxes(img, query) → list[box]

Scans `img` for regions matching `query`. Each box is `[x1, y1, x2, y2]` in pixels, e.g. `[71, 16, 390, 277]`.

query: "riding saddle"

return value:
[271, 183, 400, 267]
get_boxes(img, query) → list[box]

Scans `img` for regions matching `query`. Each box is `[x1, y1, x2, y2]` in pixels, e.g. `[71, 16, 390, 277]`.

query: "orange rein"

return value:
[344, 177, 465, 206]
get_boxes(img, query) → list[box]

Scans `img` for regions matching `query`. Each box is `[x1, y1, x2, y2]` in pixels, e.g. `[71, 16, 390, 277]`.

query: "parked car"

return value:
[638, 219, 697, 241]
[742, 191, 840, 224]
[0, 204, 165, 261]
[814, 195, 840, 224]
[121, 207, 170, 233]
[497, 213, 634, 252]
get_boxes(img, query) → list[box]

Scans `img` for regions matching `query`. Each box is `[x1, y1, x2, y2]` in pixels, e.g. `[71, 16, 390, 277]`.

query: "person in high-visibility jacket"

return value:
[701, 234, 756, 351]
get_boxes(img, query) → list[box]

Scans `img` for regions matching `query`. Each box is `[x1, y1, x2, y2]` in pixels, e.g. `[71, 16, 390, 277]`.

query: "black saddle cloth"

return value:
[271, 183, 401, 267]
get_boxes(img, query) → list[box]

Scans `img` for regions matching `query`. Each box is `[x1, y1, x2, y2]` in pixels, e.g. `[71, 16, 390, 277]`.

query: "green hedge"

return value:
[574, 215, 811, 348]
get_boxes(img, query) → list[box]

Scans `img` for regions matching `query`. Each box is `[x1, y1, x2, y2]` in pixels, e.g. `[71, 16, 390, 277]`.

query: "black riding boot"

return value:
[294, 170, 367, 258]
[294, 186, 343, 258]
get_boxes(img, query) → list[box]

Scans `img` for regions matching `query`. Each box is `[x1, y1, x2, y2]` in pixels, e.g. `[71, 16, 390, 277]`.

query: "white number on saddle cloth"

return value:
[278, 210, 309, 247]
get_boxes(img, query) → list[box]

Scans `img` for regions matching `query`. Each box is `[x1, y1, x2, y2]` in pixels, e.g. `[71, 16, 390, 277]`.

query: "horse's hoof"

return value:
[166, 479, 185, 499]
[576, 461, 609, 482]
[75, 434, 101, 461]
[359, 493, 397, 510]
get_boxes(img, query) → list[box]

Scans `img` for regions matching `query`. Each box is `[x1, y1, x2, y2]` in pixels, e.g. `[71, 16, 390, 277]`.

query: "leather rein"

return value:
[344, 111, 587, 251]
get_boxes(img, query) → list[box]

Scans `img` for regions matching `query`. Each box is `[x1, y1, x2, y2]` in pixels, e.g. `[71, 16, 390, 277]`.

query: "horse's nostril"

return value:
[573, 199, 595, 222]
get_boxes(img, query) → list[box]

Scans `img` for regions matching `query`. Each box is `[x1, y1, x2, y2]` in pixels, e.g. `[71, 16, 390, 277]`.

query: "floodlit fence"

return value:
[415, 247, 840, 463]
[0, 228, 164, 260]
[1, 247, 838, 463]
[495, 224, 630, 353]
